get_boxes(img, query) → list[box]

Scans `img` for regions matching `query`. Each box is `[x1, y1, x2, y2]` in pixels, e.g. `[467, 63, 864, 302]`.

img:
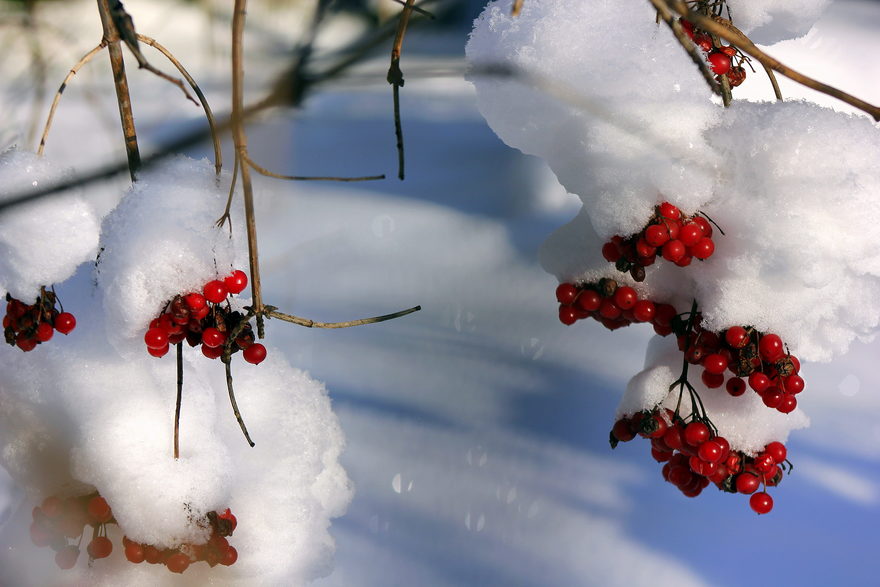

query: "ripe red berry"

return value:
[219, 508, 238, 532]
[659, 202, 681, 220]
[724, 326, 749, 348]
[632, 300, 655, 322]
[708, 51, 731, 75]
[202, 344, 223, 360]
[87, 496, 112, 524]
[726, 377, 746, 396]
[692, 216, 712, 238]
[201, 327, 226, 348]
[635, 238, 655, 258]
[691, 237, 715, 259]
[749, 491, 774, 514]
[143, 545, 162, 564]
[55, 545, 80, 569]
[613, 286, 638, 310]
[759, 334, 784, 362]
[54, 312, 76, 335]
[701, 369, 724, 388]
[148, 343, 170, 358]
[16, 333, 37, 352]
[679, 18, 695, 39]
[601, 242, 621, 263]
[777, 394, 798, 414]
[243, 343, 267, 365]
[558, 306, 578, 325]
[576, 290, 602, 312]
[684, 421, 710, 446]
[203, 280, 229, 305]
[748, 372, 771, 393]
[598, 299, 622, 320]
[644, 224, 669, 247]
[555, 283, 578, 305]
[653, 304, 677, 327]
[166, 552, 191, 574]
[702, 353, 728, 375]
[783, 374, 804, 394]
[224, 270, 249, 295]
[735, 472, 760, 494]
[184, 293, 207, 311]
[35, 321, 54, 342]
[764, 442, 787, 464]
[662, 240, 686, 262]
[29, 521, 53, 547]
[694, 33, 713, 52]
[679, 222, 704, 246]
[220, 546, 238, 566]
[125, 542, 146, 563]
[697, 440, 723, 463]
[612, 418, 635, 443]
[144, 327, 169, 350]
[87, 536, 113, 559]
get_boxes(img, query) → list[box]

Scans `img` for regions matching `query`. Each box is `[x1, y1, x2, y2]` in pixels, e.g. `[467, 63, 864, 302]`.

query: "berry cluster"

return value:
[30, 492, 239, 572]
[29, 493, 116, 569]
[142, 269, 267, 365]
[612, 409, 790, 513]
[679, 18, 748, 86]
[679, 319, 804, 414]
[4, 291, 76, 352]
[601, 202, 716, 281]
[123, 509, 238, 573]
[555, 279, 678, 336]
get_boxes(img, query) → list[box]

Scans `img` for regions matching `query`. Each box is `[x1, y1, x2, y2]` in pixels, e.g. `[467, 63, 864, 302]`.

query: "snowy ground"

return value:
[2, 0, 880, 585]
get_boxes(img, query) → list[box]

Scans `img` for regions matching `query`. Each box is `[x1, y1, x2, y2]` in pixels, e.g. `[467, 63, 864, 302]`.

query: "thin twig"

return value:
[97, 0, 141, 181]
[174, 341, 182, 459]
[223, 357, 255, 447]
[387, 0, 416, 180]
[511, 0, 524, 17]
[137, 34, 222, 174]
[392, 0, 435, 19]
[216, 151, 240, 230]
[243, 153, 384, 182]
[648, 0, 721, 96]
[37, 42, 107, 155]
[266, 305, 421, 329]
[663, 0, 880, 121]
[762, 62, 783, 101]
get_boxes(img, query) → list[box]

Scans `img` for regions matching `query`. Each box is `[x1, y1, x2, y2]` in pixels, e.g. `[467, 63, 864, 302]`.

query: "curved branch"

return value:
[242, 153, 384, 182]
[266, 305, 421, 329]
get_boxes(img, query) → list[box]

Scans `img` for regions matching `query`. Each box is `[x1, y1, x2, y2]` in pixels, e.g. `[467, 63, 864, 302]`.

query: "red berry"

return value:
[759, 334, 784, 362]
[644, 224, 669, 247]
[16, 333, 37, 352]
[219, 508, 238, 532]
[29, 521, 53, 547]
[632, 300, 655, 322]
[661, 240, 686, 262]
[724, 326, 749, 349]
[243, 343, 267, 365]
[202, 344, 223, 360]
[674, 254, 692, 267]
[148, 343, 170, 358]
[698, 440, 723, 463]
[598, 299, 622, 320]
[783, 374, 804, 394]
[35, 321, 54, 342]
[750, 491, 774, 514]
[679, 18, 695, 39]
[613, 286, 638, 310]
[679, 222, 704, 246]
[635, 238, 655, 258]
[764, 442, 788, 464]
[54, 312, 76, 335]
[777, 394, 798, 414]
[703, 353, 728, 375]
[749, 372, 771, 393]
[224, 270, 249, 295]
[694, 33, 713, 52]
[87, 496, 112, 524]
[558, 306, 578, 325]
[55, 545, 80, 569]
[735, 472, 760, 494]
[701, 369, 724, 388]
[166, 552, 191, 573]
[708, 51, 731, 75]
[684, 421, 710, 446]
[144, 545, 162, 564]
[726, 377, 746, 397]
[576, 290, 602, 312]
[125, 542, 146, 563]
[653, 304, 677, 327]
[220, 545, 238, 566]
[692, 216, 712, 238]
[762, 390, 784, 409]
[612, 418, 635, 443]
[555, 283, 578, 305]
[659, 202, 681, 220]
[691, 237, 715, 259]
[184, 293, 207, 311]
[203, 280, 229, 304]
[201, 327, 226, 348]
[41, 496, 63, 518]
[144, 327, 168, 350]
[601, 242, 621, 263]
[87, 536, 113, 559]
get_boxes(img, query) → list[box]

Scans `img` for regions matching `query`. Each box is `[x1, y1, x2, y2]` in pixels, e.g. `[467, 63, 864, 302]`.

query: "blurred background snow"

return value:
[1, 0, 879, 585]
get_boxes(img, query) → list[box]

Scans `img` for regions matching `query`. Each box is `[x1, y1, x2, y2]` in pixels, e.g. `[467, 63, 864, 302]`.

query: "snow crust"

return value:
[0, 156, 351, 584]
[467, 0, 880, 448]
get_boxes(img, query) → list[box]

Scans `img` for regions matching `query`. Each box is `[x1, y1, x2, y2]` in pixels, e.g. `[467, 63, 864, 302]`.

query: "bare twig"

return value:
[387, 0, 416, 180]
[242, 153, 384, 182]
[648, 0, 721, 96]
[663, 0, 880, 121]
[392, 0, 435, 19]
[174, 341, 182, 459]
[763, 62, 783, 101]
[223, 357, 255, 447]
[37, 42, 107, 155]
[216, 151, 240, 230]
[138, 34, 222, 174]
[511, 0, 524, 17]
[97, 0, 140, 181]
[266, 305, 421, 329]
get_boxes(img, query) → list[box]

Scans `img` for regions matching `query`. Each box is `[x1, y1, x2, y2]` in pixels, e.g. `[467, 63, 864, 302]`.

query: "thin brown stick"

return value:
[223, 357, 255, 447]
[137, 34, 222, 174]
[266, 305, 421, 329]
[387, 0, 416, 180]
[242, 153, 384, 182]
[174, 341, 182, 459]
[648, 0, 721, 96]
[216, 151, 240, 230]
[762, 62, 783, 101]
[511, 0, 524, 17]
[37, 43, 107, 155]
[663, 0, 880, 121]
[97, 0, 140, 181]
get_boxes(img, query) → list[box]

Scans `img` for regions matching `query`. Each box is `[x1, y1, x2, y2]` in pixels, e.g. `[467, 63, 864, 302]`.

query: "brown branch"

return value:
[98, 0, 140, 181]
[37, 43, 107, 156]
[387, 0, 416, 180]
[266, 305, 421, 329]
[216, 152, 240, 230]
[763, 62, 783, 101]
[137, 34, 222, 174]
[392, 0, 435, 19]
[663, 0, 880, 121]
[648, 0, 721, 96]
[511, 0, 524, 17]
[242, 153, 384, 182]
[174, 341, 182, 459]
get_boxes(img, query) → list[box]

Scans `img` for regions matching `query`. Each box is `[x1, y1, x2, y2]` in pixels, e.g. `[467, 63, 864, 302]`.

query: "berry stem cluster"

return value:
[4, 289, 75, 351]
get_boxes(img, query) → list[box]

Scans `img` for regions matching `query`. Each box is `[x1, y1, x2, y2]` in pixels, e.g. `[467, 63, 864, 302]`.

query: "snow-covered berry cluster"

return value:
[123, 509, 239, 573]
[142, 269, 267, 365]
[679, 18, 748, 86]
[612, 408, 788, 513]
[556, 279, 678, 336]
[601, 202, 716, 281]
[4, 290, 76, 351]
